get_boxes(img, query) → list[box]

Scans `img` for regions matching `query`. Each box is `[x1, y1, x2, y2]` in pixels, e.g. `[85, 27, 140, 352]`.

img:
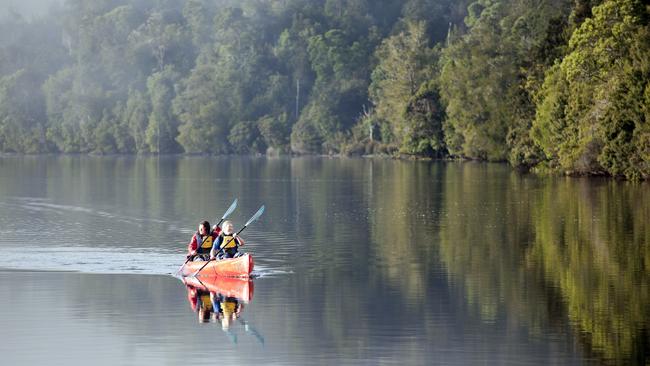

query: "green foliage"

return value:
[402, 80, 446, 156]
[287, 20, 378, 153]
[367, 21, 443, 156]
[228, 120, 263, 154]
[401, 0, 469, 42]
[258, 113, 290, 150]
[182, 0, 217, 48]
[42, 68, 78, 152]
[1, 0, 649, 178]
[291, 118, 326, 154]
[440, 0, 570, 163]
[122, 90, 149, 152]
[93, 112, 118, 154]
[532, 0, 650, 179]
[173, 64, 230, 154]
[0, 70, 48, 153]
[146, 68, 182, 153]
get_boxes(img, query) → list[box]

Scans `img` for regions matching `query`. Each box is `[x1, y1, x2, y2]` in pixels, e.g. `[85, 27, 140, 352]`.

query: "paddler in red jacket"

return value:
[187, 220, 221, 261]
[185, 285, 218, 323]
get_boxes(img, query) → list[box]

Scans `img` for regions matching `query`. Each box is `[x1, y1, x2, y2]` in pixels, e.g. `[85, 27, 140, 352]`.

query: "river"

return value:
[0, 156, 647, 365]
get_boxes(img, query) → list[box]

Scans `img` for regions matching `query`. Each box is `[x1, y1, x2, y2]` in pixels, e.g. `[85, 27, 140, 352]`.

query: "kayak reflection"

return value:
[183, 275, 254, 303]
[181, 276, 264, 345]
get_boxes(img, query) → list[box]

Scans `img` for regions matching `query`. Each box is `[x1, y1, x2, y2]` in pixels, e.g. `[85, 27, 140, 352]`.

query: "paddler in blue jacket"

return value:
[210, 220, 244, 260]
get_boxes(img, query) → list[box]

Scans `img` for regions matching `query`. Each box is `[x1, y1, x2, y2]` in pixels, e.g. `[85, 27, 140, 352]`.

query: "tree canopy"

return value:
[0, 0, 648, 178]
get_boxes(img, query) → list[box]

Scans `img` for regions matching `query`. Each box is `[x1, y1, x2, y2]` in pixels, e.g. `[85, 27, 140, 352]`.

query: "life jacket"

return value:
[198, 293, 213, 311]
[195, 233, 214, 255]
[220, 299, 237, 315]
[219, 234, 238, 249]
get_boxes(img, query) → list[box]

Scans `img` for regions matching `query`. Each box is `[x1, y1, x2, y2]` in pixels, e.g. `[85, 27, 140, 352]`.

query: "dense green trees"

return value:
[439, 0, 570, 164]
[0, 0, 648, 178]
[533, 0, 650, 179]
[369, 21, 443, 155]
[0, 70, 48, 153]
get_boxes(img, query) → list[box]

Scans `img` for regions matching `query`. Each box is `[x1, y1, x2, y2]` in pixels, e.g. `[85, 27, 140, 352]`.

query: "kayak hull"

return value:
[182, 276, 254, 303]
[180, 254, 253, 278]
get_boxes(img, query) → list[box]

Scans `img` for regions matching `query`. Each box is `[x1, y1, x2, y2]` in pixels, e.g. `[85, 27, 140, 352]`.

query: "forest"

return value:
[0, 0, 648, 179]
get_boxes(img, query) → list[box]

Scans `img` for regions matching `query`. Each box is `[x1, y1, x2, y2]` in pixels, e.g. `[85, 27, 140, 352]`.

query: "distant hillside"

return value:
[0, 0, 648, 179]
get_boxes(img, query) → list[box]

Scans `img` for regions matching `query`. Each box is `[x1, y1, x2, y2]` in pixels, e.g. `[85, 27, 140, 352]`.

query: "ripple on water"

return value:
[0, 247, 181, 275]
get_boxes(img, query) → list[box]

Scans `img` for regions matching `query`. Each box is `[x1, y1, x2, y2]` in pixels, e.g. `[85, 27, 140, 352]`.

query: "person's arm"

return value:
[187, 234, 198, 256]
[234, 234, 244, 247]
[210, 236, 222, 259]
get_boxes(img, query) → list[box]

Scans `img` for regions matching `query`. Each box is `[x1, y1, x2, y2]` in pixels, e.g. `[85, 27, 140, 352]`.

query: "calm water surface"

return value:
[0, 156, 647, 365]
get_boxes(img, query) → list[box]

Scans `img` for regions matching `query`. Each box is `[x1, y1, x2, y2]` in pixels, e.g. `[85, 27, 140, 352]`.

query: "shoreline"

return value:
[0, 152, 644, 181]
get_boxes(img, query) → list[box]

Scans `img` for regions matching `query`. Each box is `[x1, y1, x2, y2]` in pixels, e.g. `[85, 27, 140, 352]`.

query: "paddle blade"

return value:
[222, 199, 238, 220]
[244, 205, 265, 227]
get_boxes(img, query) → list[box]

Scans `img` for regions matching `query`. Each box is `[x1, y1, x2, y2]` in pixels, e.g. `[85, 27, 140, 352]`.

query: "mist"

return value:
[0, 0, 648, 180]
[1, 0, 62, 18]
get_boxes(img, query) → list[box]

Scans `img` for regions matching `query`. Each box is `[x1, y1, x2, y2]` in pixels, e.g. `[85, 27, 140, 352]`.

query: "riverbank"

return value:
[2, 150, 647, 181]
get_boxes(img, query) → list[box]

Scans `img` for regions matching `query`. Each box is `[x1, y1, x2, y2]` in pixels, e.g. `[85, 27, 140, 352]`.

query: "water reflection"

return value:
[181, 276, 263, 344]
[437, 166, 650, 365]
[526, 179, 650, 364]
[0, 156, 648, 364]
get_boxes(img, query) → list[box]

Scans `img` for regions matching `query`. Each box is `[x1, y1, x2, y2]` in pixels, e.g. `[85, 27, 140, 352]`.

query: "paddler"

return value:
[210, 220, 244, 260]
[187, 220, 221, 261]
[186, 284, 217, 323]
[213, 294, 244, 330]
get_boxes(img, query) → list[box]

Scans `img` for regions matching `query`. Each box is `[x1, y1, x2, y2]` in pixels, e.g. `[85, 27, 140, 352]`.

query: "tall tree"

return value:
[146, 67, 182, 153]
[368, 21, 442, 155]
[532, 0, 650, 179]
[439, 0, 570, 163]
[173, 64, 231, 154]
[0, 70, 48, 152]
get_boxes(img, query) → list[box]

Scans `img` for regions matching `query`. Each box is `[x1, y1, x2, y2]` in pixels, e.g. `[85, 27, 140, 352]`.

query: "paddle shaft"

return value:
[239, 318, 265, 345]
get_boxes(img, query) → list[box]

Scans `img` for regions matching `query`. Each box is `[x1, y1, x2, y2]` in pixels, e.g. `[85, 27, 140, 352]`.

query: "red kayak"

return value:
[182, 276, 254, 303]
[180, 254, 254, 278]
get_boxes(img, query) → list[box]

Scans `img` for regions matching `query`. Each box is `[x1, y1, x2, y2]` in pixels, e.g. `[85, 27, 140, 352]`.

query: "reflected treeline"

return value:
[367, 160, 445, 299]
[0, 156, 188, 250]
[527, 179, 650, 364]
[2, 156, 648, 363]
[438, 165, 650, 364]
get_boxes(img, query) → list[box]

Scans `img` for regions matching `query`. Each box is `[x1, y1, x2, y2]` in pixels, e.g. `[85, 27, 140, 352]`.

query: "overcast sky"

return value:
[1, 0, 62, 18]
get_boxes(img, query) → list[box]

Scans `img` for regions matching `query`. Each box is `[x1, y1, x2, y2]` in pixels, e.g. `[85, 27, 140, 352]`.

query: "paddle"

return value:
[214, 198, 238, 231]
[176, 199, 238, 275]
[190, 205, 265, 278]
[239, 318, 265, 345]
